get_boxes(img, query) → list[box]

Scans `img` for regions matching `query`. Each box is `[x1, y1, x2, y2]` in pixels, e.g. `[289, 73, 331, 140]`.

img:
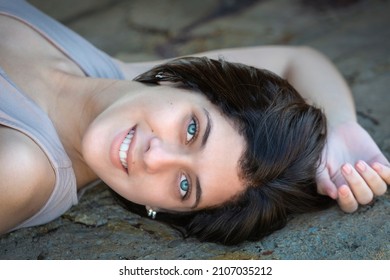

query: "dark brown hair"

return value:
[113, 56, 333, 245]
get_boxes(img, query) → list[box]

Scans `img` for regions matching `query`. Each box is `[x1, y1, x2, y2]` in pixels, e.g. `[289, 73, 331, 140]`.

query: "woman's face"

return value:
[82, 84, 246, 212]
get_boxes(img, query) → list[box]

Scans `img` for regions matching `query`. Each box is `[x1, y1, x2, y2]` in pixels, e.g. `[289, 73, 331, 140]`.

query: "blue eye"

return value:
[186, 118, 197, 143]
[179, 174, 189, 198]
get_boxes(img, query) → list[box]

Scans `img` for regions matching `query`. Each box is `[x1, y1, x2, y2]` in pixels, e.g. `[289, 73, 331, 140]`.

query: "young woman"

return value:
[0, 0, 388, 244]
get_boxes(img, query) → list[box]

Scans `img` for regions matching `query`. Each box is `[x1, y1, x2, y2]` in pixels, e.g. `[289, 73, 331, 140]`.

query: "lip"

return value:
[110, 126, 136, 174]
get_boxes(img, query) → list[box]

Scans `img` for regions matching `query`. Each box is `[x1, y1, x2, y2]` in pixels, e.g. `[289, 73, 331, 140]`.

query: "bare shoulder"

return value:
[0, 126, 55, 234]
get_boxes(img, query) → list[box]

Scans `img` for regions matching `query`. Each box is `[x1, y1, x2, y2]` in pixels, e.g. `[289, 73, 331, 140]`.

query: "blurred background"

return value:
[29, 0, 389, 62]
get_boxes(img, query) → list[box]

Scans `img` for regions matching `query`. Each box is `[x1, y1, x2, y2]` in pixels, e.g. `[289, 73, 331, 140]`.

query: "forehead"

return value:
[196, 105, 246, 209]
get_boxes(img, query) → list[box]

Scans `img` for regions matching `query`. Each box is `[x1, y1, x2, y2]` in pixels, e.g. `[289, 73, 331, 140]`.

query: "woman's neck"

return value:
[47, 73, 143, 189]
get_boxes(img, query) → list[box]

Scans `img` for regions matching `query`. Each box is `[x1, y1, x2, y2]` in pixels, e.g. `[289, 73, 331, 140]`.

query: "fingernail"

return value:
[372, 162, 382, 172]
[338, 185, 349, 198]
[342, 164, 352, 175]
[356, 161, 366, 172]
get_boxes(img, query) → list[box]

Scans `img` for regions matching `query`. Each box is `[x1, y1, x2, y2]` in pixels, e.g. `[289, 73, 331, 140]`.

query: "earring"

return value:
[155, 72, 164, 79]
[147, 208, 157, 219]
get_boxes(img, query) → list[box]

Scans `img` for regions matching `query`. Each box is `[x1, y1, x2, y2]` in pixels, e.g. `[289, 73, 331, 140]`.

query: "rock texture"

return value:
[0, 0, 389, 259]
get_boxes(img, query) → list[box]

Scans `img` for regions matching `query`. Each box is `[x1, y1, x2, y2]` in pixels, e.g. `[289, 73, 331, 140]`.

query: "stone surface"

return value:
[1, 0, 389, 260]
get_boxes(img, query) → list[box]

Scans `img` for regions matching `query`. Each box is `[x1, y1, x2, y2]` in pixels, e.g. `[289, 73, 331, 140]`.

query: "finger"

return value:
[337, 184, 358, 213]
[356, 161, 387, 196]
[341, 163, 373, 205]
[316, 167, 338, 199]
[371, 162, 390, 186]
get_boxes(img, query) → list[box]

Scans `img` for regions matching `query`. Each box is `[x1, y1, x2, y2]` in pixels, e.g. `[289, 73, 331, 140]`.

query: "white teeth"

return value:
[119, 129, 134, 169]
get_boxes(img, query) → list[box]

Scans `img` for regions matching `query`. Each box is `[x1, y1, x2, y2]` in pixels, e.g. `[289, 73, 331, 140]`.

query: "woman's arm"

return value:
[274, 47, 389, 211]
[117, 46, 389, 212]
[0, 126, 55, 234]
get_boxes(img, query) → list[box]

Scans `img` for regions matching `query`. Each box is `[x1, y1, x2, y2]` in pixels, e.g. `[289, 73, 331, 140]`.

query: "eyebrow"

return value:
[201, 108, 211, 148]
[191, 177, 202, 210]
[191, 108, 212, 209]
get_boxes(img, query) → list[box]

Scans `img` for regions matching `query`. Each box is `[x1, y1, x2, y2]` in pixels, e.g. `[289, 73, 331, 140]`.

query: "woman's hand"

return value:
[316, 121, 390, 212]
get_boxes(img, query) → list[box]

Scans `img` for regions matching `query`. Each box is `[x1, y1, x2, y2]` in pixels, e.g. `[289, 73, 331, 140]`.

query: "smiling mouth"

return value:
[119, 128, 135, 170]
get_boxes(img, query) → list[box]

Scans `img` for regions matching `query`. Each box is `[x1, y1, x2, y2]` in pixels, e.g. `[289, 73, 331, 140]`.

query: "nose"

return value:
[144, 137, 189, 173]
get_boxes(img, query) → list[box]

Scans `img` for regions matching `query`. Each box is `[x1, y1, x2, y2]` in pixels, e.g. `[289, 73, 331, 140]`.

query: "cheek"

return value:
[82, 125, 105, 169]
[112, 175, 173, 206]
[144, 104, 178, 122]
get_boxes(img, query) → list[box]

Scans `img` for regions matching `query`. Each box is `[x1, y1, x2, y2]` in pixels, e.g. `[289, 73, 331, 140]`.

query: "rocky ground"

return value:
[0, 0, 389, 259]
